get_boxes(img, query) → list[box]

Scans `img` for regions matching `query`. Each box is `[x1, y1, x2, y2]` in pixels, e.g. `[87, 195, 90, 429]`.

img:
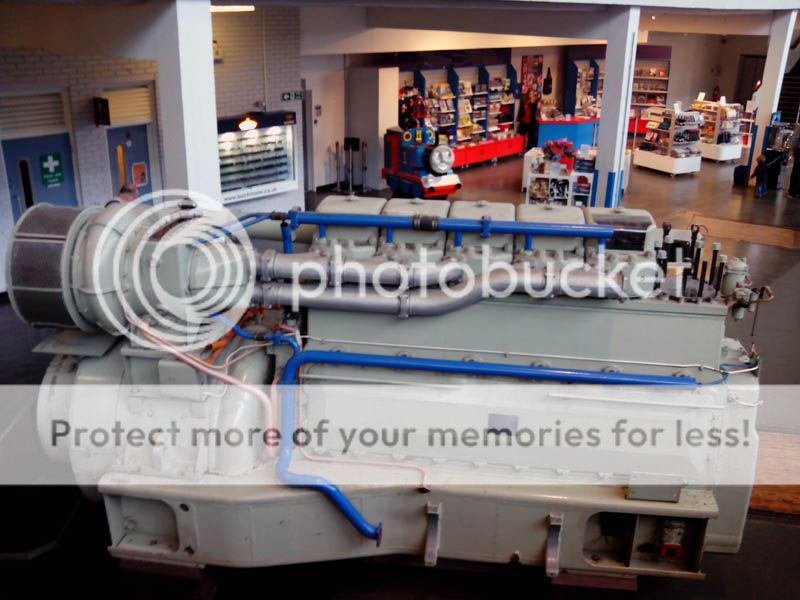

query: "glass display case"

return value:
[217, 111, 297, 204]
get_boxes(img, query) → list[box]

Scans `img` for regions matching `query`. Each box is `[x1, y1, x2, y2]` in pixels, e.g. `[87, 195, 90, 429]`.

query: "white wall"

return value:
[301, 6, 601, 56]
[212, 10, 266, 117]
[301, 55, 346, 189]
[645, 33, 722, 108]
[210, 6, 305, 212]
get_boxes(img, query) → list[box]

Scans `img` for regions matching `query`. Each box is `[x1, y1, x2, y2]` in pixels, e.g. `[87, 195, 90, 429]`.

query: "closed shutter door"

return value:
[0, 93, 67, 140]
[105, 87, 153, 126]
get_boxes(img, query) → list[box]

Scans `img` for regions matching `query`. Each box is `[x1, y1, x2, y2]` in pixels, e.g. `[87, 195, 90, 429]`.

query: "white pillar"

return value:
[594, 6, 639, 208]
[135, 0, 221, 199]
[346, 67, 399, 191]
[752, 10, 797, 160]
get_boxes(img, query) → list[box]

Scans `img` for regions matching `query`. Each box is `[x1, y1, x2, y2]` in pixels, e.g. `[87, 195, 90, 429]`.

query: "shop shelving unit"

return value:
[411, 64, 517, 145]
[403, 64, 524, 168]
[739, 112, 755, 149]
[414, 68, 457, 144]
[567, 46, 671, 135]
[523, 146, 596, 206]
[633, 108, 703, 176]
[576, 56, 670, 113]
[564, 59, 600, 117]
[627, 54, 670, 134]
[690, 98, 744, 162]
[448, 67, 482, 143]
[479, 64, 518, 135]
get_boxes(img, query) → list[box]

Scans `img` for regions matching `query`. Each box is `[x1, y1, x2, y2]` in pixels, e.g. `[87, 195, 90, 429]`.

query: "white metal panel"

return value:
[105, 87, 153, 126]
[0, 93, 67, 140]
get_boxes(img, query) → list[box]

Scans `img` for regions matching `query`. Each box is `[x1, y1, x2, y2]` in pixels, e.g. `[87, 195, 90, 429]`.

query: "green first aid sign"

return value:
[39, 153, 63, 187]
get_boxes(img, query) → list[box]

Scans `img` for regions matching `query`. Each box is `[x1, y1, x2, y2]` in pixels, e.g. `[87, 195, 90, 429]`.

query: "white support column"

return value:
[346, 67, 399, 191]
[752, 10, 798, 160]
[594, 6, 639, 208]
[133, 0, 221, 199]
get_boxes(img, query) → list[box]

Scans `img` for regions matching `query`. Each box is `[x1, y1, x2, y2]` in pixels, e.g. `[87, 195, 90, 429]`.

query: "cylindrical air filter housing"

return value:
[6, 203, 101, 330]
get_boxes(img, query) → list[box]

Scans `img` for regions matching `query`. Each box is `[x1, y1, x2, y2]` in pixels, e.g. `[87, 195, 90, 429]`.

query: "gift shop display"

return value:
[690, 97, 744, 162]
[398, 85, 427, 131]
[405, 63, 525, 168]
[633, 108, 703, 176]
[523, 139, 596, 206]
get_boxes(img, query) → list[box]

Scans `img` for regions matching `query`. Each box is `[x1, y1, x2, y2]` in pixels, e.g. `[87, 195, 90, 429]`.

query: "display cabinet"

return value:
[690, 98, 744, 162]
[217, 111, 297, 204]
[633, 108, 703, 176]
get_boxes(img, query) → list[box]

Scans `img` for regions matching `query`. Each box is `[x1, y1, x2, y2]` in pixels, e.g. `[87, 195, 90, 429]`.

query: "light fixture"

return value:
[238, 116, 258, 131]
[651, 15, 656, 20]
[210, 5, 255, 13]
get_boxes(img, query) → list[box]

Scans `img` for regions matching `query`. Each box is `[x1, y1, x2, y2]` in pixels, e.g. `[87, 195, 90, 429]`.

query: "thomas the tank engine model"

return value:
[382, 126, 461, 199]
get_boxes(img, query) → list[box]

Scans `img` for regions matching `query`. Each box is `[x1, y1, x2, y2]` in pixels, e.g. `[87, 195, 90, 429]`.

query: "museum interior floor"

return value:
[1, 154, 799, 598]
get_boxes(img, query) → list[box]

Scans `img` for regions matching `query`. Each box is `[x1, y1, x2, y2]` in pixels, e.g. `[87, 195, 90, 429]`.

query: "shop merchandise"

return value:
[524, 144, 596, 205]
[398, 86, 427, 130]
[543, 67, 553, 95]
[633, 108, 704, 174]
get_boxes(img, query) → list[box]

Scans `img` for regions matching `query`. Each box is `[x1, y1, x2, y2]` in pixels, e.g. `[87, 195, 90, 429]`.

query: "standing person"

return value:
[517, 89, 540, 151]
[751, 155, 768, 198]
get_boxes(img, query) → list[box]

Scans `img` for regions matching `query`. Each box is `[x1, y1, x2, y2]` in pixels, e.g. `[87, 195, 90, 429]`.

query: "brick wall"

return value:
[212, 11, 265, 118]
[0, 46, 159, 207]
[212, 6, 304, 211]
[0, 5, 305, 295]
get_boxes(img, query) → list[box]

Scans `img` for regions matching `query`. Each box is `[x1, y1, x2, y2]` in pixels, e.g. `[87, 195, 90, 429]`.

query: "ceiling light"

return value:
[238, 116, 258, 131]
[651, 15, 656, 20]
[210, 5, 255, 13]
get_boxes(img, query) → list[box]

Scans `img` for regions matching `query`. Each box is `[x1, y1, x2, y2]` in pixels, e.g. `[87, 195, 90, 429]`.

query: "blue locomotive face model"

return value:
[382, 126, 462, 199]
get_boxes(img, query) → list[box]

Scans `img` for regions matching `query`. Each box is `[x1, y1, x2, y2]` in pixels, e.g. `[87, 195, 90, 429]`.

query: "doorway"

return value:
[735, 55, 767, 106]
[17, 159, 35, 211]
[2, 132, 79, 222]
[106, 124, 153, 198]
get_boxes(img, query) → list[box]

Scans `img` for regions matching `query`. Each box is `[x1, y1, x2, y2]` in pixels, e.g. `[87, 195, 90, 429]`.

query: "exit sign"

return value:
[281, 91, 303, 102]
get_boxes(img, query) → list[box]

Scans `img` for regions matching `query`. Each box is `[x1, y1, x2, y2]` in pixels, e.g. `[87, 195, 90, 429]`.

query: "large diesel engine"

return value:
[6, 194, 768, 583]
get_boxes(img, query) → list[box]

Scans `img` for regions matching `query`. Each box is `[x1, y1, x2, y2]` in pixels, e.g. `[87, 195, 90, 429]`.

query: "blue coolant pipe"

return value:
[279, 349, 698, 387]
[265, 333, 696, 544]
[241, 210, 615, 254]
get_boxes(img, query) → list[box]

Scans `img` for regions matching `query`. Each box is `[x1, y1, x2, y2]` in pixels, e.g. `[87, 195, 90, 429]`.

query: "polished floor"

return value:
[2, 155, 800, 597]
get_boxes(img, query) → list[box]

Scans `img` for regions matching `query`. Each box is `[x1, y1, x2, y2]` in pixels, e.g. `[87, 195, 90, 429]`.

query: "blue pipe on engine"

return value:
[280, 349, 698, 388]
[280, 222, 293, 254]
[263, 332, 697, 544]
[238, 211, 615, 254]
[238, 211, 613, 254]
[524, 234, 534, 252]
[268, 334, 383, 543]
[278, 211, 615, 239]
